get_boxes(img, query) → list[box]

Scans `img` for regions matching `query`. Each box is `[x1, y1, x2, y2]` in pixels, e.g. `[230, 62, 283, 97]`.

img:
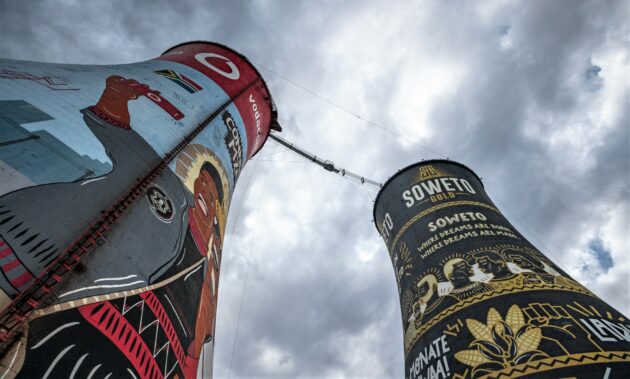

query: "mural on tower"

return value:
[0, 41, 277, 378]
[373, 161, 630, 379]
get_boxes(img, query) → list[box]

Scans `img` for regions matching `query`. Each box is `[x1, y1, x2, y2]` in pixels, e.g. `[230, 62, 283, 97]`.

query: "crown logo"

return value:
[416, 165, 445, 182]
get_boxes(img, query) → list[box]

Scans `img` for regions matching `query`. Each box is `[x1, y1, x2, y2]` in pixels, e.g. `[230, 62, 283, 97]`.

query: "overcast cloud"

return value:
[0, 0, 628, 377]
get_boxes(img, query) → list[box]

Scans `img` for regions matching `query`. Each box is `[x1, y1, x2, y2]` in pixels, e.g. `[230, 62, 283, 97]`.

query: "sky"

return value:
[0, 0, 628, 377]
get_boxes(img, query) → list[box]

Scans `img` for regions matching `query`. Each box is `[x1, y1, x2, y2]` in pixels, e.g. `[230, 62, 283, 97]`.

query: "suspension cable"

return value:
[267, 132, 383, 189]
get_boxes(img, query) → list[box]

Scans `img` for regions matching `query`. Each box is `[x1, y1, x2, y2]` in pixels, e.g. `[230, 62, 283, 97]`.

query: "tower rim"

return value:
[372, 159, 484, 230]
[161, 40, 278, 158]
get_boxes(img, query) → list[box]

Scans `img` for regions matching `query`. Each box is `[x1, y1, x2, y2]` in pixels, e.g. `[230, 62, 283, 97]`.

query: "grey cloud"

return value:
[1, 0, 628, 377]
[216, 169, 403, 376]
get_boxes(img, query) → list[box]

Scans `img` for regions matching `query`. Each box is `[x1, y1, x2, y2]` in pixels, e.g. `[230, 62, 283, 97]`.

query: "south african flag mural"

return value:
[155, 69, 203, 94]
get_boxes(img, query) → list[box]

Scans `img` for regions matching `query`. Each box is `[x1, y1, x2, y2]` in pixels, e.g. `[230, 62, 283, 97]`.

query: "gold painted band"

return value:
[481, 351, 630, 379]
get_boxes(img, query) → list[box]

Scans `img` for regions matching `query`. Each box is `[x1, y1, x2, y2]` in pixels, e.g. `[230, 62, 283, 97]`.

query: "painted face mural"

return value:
[185, 161, 227, 374]
[0, 42, 277, 378]
[373, 161, 630, 378]
[190, 163, 223, 258]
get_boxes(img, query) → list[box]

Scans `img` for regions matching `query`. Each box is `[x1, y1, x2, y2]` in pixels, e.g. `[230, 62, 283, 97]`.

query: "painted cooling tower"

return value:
[373, 160, 630, 378]
[0, 41, 277, 378]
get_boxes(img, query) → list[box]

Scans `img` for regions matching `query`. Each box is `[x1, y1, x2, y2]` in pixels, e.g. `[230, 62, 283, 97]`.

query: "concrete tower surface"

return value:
[0, 41, 278, 378]
[373, 160, 630, 379]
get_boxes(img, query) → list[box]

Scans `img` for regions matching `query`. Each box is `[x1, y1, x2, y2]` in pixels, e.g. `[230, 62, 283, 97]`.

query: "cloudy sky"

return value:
[1, 0, 628, 377]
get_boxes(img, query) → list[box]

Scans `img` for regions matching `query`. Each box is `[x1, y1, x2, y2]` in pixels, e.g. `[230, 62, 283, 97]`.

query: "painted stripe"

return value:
[0, 341, 21, 379]
[31, 321, 80, 349]
[58, 280, 145, 298]
[81, 177, 106, 186]
[0, 248, 12, 258]
[2, 259, 20, 272]
[94, 274, 138, 283]
[604, 367, 611, 379]
[183, 264, 202, 281]
[86, 364, 102, 379]
[164, 294, 188, 337]
[180, 73, 202, 90]
[42, 344, 75, 379]
[173, 80, 196, 94]
[175, 248, 186, 266]
[11, 271, 33, 288]
[69, 353, 89, 379]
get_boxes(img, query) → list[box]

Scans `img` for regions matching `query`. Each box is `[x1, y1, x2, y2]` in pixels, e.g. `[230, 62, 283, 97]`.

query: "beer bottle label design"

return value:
[373, 160, 630, 379]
